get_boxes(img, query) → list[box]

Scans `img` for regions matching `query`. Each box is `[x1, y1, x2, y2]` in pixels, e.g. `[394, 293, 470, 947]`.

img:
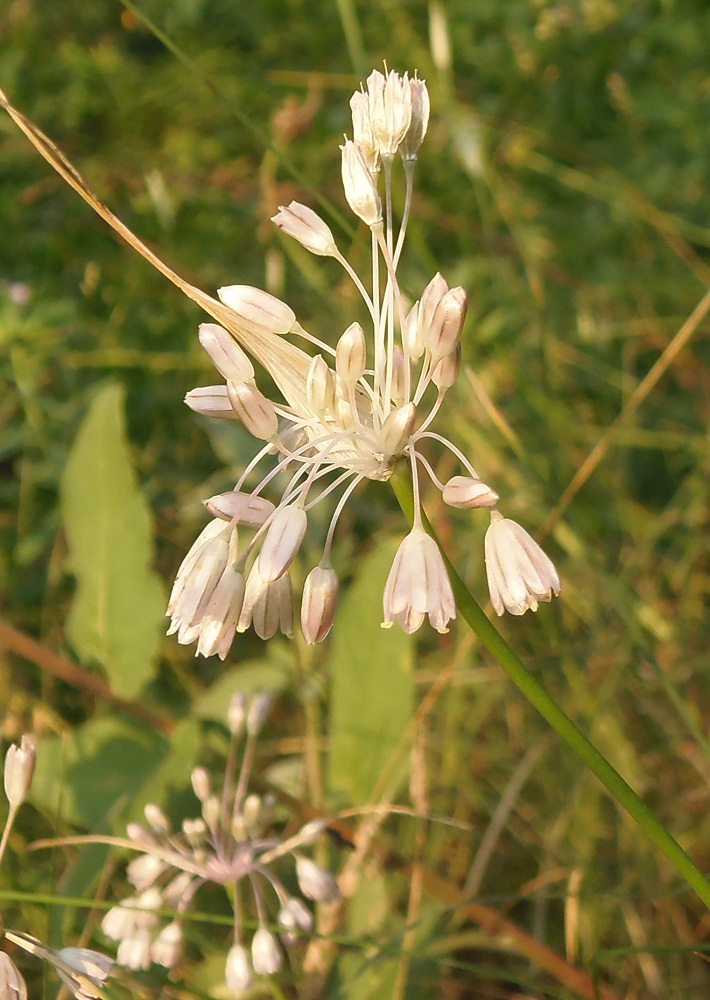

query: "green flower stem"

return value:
[390, 468, 710, 909]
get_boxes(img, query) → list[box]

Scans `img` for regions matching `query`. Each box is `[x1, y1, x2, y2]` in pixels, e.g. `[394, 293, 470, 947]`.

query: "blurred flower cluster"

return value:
[101, 692, 338, 992]
[169, 67, 560, 659]
[0, 737, 114, 1000]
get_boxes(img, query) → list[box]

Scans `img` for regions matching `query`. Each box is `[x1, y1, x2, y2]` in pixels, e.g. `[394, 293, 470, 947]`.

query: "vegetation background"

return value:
[1, 0, 710, 996]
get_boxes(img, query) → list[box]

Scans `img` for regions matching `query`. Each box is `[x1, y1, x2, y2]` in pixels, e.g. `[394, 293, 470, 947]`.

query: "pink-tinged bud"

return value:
[251, 928, 282, 976]
[295, 855, 340, 902]
[272, 201, 337, 256]
[431, 344, 461, 389]
[3, 735, 36, 807]
[301, 564, 339, 644]
[428, 286, 467, 361]
[203, 490, 275, 528]
[442, 475, 499, 509]
[184, 385, 237, 420]
[350, 90, 379, 173]
[335, 321, 367, 384]
[306, 355, 336, 417]
[225, 944, 253, 993]
[198, 323, 254, 382]
[400, 76, 430, 160]
[484, 511, 561, 616]
[340, 139, 383, 228]
[380, 402, 416, 457]
[217, 284, 296, 335]
[257, 505, 308, 582]
[226, 380, 279, 440]
[419, 272, 449, 335]
[166, 531, 230, 631]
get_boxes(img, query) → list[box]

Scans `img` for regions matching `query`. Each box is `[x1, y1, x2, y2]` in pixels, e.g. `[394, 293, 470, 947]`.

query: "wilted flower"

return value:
[98, 693, 335, 992]
[168, 66, 559, 659]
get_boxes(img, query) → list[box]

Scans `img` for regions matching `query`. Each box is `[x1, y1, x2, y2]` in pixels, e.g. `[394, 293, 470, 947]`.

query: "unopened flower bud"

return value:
[195, 564, 246, 660]
[336, 322, 367, 385]
[295, 855, 340, 902]
[340, 140, 383, 228]
[278, 897, 313, 934]
[182, 817, 207, 847]
[431, 343, 461, 389]
[184, 385, 237, 420]
[247, 693, 272, 735]
[257, 505, 308, 583]
[191, 767, 211, 802]
[0, 952, 27, 1000]
[419, 272, 449, 337]
[217, 284, 295, 336]
[301, 564, 339, 644]
[442, 475, 499, 509]
[251, 927, 282, 975]
[306, 355, 336, 417]
[4, 735, 36, 807]
[403, 301, 425, 361]
[400, 76, 430, 160]
[428, 286, 467, 361]
[144, 804, 170, 835]
[204, 490, 275, 528]
[198, 323, 254, 382]
[272, 201, 337, 256]
[202, 795, 221, 830]
[226, 380, 279, 440]
[380, 402, 416, 457]
[227, 692, 248, 735]
[151, 922, 183, 969]
[243, 793, 262, 832]
[225, 944, 252, 993]
[297, 818, 327, 844]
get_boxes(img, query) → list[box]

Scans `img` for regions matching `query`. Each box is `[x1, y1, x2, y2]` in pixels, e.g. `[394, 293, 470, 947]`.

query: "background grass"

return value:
[2, 0, 710, 997]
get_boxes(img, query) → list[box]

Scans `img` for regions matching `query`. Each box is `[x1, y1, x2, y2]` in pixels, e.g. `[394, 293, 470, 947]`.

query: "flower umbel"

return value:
[99, 693, 334, 992]
[170, 66, 560, 657]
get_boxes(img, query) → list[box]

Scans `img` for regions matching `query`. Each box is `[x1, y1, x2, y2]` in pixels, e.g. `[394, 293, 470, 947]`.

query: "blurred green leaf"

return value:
[328, 539, 414, 802]
[61, 382, 165, 699]
[31, 716, 167, 828]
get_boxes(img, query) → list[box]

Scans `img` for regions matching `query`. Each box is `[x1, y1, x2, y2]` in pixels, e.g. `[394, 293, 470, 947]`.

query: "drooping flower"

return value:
[168, 67, 559, 658]
[484, 511, 561, 616]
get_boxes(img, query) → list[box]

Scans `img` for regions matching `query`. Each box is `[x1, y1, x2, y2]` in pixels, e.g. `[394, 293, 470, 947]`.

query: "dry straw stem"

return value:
[542, 284, 710, 536]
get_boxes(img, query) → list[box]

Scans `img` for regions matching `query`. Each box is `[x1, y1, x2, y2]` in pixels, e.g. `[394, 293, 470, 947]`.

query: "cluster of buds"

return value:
[100, 693, 338, 992]
[171, 67, 560, 659]
[1, 738, 114, 1000]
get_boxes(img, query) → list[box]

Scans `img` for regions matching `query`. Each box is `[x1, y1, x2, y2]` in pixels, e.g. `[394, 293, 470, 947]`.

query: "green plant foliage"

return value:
[61, 382, 165, 699]
[328, 539, 413, 803]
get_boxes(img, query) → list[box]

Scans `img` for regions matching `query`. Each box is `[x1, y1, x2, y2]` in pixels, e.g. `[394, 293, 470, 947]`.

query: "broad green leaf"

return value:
[31, 717, 167, 829]
[61, 382, 165, 699]
[328, 539, 414, 803]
